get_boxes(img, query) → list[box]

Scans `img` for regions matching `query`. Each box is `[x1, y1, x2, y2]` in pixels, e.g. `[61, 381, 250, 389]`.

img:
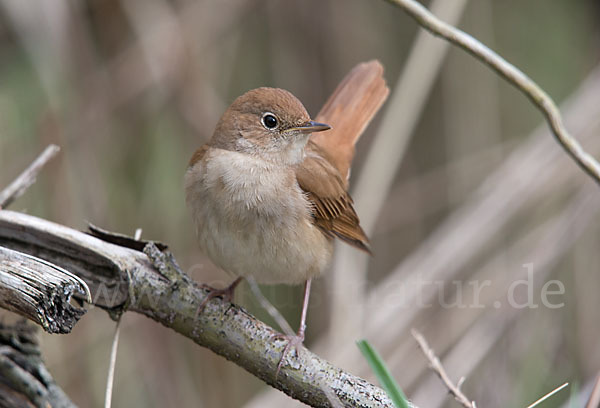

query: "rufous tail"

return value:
[312, 60, 389, 186]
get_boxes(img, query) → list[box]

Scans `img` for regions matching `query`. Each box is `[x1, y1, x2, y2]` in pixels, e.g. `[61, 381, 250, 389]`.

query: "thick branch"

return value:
[383, 0, 600, 185]
[0, 210, 400, 408]
[0, 246, 89, 334]
[0, 212, 131, 309]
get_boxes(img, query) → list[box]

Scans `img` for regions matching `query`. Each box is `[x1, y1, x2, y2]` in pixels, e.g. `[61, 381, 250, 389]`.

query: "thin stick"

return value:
[104, 228, 141, 408]
[246, 277, 295, 336]
[411, 329, 475, 408]
[104, 319, 122, 408]
[526, 382, 569, 408]
[298, 279, 312, 337]
[383, 0, 600, 184]
[0, 144, 60, 209]
[585, 373, 600, 408]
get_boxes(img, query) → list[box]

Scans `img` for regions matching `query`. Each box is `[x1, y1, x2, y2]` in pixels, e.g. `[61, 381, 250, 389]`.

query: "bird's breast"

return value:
[184, 148, 333, 284]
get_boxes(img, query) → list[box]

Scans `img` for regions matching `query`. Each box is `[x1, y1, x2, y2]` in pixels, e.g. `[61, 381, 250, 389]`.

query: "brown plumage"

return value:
[296, 141, 371, 253]
[298, 60, 388, 253]
[188, 62, 388, 255]
[185, 61, 388, 371]
[187, 94, 373, 254]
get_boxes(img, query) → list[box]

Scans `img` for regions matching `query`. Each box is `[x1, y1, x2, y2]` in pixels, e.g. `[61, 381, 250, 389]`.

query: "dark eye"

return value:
[261, 113, 278, 130]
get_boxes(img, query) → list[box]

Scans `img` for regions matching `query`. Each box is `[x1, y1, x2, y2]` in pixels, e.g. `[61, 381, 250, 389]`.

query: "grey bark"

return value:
[0, 210, 403, 408]
[0, 246, 88, 334]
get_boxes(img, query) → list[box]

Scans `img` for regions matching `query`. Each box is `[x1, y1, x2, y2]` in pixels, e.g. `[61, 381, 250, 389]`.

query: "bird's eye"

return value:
[261, 113, 279, 130]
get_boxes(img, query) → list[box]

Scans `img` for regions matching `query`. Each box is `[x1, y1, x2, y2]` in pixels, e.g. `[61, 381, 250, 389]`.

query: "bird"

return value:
[185, 61, 388, 373]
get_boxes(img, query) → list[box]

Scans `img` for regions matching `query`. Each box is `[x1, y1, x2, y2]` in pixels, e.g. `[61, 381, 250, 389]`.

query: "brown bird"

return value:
[185, 61, 388, 372]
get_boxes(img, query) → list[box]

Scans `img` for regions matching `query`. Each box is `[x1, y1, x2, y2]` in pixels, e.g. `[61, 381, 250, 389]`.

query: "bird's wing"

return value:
[188, 144, 209, 168]
[296, 141, 371, 253]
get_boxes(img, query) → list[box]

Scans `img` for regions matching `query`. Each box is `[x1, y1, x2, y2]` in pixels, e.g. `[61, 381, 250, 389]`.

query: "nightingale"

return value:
[185, 87, 370, 370]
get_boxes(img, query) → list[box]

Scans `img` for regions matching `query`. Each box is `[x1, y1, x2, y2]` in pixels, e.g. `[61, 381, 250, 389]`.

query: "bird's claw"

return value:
[273, 332, 305, 378]
[195, 282, 238, 317]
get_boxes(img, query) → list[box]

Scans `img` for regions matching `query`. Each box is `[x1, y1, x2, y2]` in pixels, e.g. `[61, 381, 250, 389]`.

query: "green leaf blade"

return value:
[357, 339, 410, 408]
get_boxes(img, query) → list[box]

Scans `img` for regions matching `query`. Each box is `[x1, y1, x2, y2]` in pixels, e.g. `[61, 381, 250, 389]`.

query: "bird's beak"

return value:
[288, 120, 331, 134]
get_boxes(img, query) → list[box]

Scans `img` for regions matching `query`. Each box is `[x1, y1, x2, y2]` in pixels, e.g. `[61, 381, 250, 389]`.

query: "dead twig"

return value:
[411, 329, 475, 408]
[0, 144, 60, 209]
[104, 228, 141, 408]
[247, 277, 295, 337]
[0, 246, 90, 333]
[383, 0, 600, 185]
[526, 382, 569, 408]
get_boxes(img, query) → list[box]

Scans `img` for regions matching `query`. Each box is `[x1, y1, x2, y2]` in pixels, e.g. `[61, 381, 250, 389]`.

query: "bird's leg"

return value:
[196, 277, 243, 315]
[275, 279, 312, 376]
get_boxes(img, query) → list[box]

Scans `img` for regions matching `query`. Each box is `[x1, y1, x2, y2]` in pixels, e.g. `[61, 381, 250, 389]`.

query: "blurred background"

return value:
[1, 0, 599, 407]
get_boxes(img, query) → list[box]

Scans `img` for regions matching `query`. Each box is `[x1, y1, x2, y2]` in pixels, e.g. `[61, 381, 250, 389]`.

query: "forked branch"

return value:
[412, 329, 476, 408]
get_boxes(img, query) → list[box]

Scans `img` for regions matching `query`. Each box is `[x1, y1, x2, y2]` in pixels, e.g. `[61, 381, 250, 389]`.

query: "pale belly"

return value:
[185, 149, 333, 284]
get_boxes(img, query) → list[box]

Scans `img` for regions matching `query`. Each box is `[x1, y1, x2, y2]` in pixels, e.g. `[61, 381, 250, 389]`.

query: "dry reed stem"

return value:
[411, 329, 475, 408]
[409, 182, 600, 408]
[384, 0, 600, 184]
[0, 145, 60, 209]
[526, 382, 569, 408]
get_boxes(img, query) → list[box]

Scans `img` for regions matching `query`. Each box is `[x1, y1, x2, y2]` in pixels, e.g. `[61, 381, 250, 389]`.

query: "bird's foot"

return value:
[273, 332, 305, 378]
[196, 278, 242, 316]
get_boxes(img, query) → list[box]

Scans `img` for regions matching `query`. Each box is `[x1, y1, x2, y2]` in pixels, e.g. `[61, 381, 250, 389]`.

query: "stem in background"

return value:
[0, 144, 60, 209]
[104, 319, 121, 408]
[383, 0, 600, 184]
[411, 329, 475, 408]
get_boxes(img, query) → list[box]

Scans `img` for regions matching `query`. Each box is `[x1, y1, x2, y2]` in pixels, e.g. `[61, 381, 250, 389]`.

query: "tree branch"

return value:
[383, 0, 600, 185]
[0, 246, 90, 334]
[0, 145, 60, 209]
[0, 210, 403, 408]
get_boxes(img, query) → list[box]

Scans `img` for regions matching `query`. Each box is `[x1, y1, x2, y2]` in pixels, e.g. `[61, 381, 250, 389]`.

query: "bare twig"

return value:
[104, 319, 121, 408]
[411, 329, 475, 408]
[383, 0, 600, 184]
[247, 277, 295, 337]
[585, 373, 600, 408]
[526, 382, 569, 408]
[105, 228, 140, 408]
[0, 144, 60, 209]
[409, 182, 600, 408]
